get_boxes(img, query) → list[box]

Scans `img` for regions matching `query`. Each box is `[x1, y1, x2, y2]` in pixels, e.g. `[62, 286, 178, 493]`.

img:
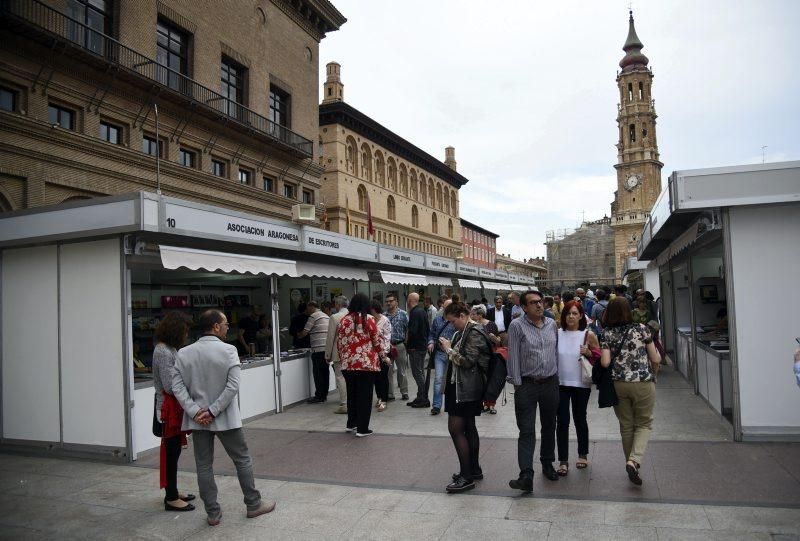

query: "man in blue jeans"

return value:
[427, 299, 454, 415]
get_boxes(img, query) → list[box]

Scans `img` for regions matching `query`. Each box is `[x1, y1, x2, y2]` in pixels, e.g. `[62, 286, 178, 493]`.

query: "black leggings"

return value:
[163, 435, 182, 501]
[447, 414, 480, 479]
[556, 385, 591, 461]
[374, 361, 391, 402]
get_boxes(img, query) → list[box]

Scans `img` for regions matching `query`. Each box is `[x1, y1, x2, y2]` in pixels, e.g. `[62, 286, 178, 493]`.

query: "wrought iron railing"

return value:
[1, 0, 313, 157]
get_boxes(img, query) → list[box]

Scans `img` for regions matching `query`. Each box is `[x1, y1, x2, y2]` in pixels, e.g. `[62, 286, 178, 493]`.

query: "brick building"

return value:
[0, 0, 345, 217]
[495, 253, 547, 283]
[318, 62, 465, 258]
[459, 218, 497, 269]
[544, 217, 616, 289]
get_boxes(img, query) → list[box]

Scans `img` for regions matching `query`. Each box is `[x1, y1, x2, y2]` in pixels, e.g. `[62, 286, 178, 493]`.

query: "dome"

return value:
[619, 11, 649, 72]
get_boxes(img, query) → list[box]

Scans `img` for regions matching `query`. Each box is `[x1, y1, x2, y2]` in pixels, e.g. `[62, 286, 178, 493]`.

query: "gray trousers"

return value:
[192, 428, 261, 519]
[408, 349, 428, 401]
[392, 343, 409, 396]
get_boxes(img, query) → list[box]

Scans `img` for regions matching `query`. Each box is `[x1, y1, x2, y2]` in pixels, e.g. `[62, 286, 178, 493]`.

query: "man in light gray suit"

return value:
[325, 295, 349, 414]
[173, 309, 275, 526]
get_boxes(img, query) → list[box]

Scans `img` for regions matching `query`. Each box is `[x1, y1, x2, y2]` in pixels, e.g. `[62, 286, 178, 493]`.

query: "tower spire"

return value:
[619, 10, 649, 72]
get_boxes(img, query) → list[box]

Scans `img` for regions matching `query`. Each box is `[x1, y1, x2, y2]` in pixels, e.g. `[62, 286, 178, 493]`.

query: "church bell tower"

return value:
[611, 11, 663, 279]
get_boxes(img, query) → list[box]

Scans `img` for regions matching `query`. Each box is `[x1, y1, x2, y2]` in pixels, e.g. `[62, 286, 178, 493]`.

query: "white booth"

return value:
[636, 161, 800, 441]
[0, 192, 474, 460]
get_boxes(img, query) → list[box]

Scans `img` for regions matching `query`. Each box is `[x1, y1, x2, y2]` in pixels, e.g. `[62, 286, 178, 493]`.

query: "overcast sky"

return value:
[319, 0, 800, 261]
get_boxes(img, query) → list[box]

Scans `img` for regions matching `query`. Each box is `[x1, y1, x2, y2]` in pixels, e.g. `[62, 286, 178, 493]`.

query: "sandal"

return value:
[377, 401, 386, 412]
[557, 462, 569, 476]
[489, 408, 497, 414]
[576, 457, 588, 469]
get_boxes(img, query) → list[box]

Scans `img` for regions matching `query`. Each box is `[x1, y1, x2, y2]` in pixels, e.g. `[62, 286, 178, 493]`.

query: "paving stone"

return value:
[703, 506, 800, 535]
[440, 515, 550, 540]
[345, 509, 455, 541]
[603, 502, 711, 529]
[416, 492, 512, 518]
[333, 487, 427, 513]
[507, 497, 606, 524]
[655, 527, 771, 540]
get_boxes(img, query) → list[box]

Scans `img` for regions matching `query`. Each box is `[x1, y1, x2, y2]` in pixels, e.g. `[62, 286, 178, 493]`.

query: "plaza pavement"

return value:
[1, 365, 799, 540]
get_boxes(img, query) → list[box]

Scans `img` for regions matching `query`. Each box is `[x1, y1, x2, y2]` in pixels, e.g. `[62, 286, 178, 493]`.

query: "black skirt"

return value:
[444, 379, 482, 417]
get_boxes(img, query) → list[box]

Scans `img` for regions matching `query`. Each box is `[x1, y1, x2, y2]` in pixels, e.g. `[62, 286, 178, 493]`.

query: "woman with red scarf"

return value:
[153, 312, 196, 511]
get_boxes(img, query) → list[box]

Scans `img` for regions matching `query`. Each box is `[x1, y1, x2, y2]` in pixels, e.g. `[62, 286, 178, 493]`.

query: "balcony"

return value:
[0, 0, 313, 158]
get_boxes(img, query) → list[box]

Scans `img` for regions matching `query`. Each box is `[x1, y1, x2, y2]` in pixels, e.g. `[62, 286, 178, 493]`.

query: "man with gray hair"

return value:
[325, 295, 350, 414]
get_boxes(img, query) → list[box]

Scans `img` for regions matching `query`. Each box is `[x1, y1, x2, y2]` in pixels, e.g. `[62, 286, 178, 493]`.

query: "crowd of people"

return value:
[148, 284, 664, 525]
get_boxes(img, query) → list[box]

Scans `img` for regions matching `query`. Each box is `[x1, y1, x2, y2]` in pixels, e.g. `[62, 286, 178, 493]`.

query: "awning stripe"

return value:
[295, 261, 369, 281]
[482, 281, 512, 290]
[160, 245, 296, 276]
[379, 270, 428, 286]
[425, 276, 454, 287]
[458, 279, 483, 289]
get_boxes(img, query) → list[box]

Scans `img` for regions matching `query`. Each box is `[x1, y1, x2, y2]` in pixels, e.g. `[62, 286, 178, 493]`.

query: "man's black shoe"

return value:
[306, 397, 323, 404]
[542, 463, 560, 481]
[411, 399, 430, 408]
[446, 475, 475, 493]
[401, 394, 409, 400]
[430, 407, 440, 415]
[509, 475, 533, 493]
[387, 395, 396, 402]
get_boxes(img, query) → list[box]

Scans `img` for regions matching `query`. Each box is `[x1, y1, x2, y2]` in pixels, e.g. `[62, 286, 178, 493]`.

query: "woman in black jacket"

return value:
[438, 302, 491, 493]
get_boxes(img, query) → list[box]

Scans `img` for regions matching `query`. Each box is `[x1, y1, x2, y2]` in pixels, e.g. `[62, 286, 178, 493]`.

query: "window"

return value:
[302, 189, 314, 204]
[99, 121, 121, 144]
[156, 19, 189, 91]
[67, 0, 112, 54]
[629, 124, 636, 143]
[263, 175, 275, 192]
[49, 104, 75, 130]
[238, 168, 252, 186]
[432, 213, 438, 234]
[284, 182, 296, 199]
[411, 205, 419, 228]
[179, 148, 196, 167]
[0, 87, 17, 112]
[142, 134, 163, 157]
[221, 57, 245, 117]
[357, 184, 367, 211]
[269, 85, 291, 128]
[387, 196, 396, 220]
[638, 82, 644, 100]
[448, 219, 453, 238]
[628, 82, 633, 101]
[211, 159, 226, 177]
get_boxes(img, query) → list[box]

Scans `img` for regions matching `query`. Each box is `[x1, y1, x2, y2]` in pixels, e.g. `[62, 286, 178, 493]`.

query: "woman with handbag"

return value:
[600, 297, 662, 486]
[152, 311, 195, 511]
[437, 302, 491, 493]
[556, 300, 600, 475]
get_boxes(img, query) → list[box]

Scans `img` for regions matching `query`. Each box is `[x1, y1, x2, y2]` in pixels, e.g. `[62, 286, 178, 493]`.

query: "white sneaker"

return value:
[355, 429, 373, 438]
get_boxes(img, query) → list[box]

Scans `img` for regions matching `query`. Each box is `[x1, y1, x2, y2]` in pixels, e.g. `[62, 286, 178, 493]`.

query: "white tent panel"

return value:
[458, 279, 483, 289]
[160, 245, 296, 276]
[379, 271, 428, 286]
[295, 261, 369, 281]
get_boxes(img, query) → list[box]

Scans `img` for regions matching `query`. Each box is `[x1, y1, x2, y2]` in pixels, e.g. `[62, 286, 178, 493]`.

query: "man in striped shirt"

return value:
[506, 289, 560, 493]
[300, 301, 331, 404]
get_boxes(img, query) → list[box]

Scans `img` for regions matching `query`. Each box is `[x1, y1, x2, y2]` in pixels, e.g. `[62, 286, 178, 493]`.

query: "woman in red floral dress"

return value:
[336, 293, 386, 437]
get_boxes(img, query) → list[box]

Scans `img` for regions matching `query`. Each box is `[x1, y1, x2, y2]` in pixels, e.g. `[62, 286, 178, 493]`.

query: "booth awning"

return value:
[160, 245, 296, 276]
[426, 276, 454, 287]
[513, 284, 530, 291]
[379, 271, 428, 286]
[458, 279, 482, 289]
[482, 281, 512, 290]
[295, 261, 369, 282]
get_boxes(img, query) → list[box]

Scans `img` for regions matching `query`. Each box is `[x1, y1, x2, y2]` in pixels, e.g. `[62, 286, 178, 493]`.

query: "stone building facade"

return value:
[318, 62, 466, 257]
[460, 218, 497, 269]
[0, 0, 345, 218]
[495, 253, 547, 283]
[610, 11, 663, 276]
[544, 217, 616, 288]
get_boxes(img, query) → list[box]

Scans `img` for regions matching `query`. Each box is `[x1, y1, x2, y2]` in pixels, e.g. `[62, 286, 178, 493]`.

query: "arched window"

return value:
[431, 212, 438, 234]
[387, 195, 396, 220]
[360, 143, 372, 180]
[357, 184, 367, 212]
[448, 218, 453, 238]
[387, 157, 397, 192]
[345, 136, 358, 174]
[418, 174, 427, 204]
[443, 188, 451, 214]
[409, 170, 417, 199]
[411, 205, 419, 228]
[399, 164, 408, 196]
[436, 183, 443, 210]
[428, 179, 435, 205]
[375, 151, 385, 186]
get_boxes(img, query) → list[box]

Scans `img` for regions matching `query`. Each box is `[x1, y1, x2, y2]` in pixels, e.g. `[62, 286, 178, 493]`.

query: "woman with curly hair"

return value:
[153, 311, 195, 511]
